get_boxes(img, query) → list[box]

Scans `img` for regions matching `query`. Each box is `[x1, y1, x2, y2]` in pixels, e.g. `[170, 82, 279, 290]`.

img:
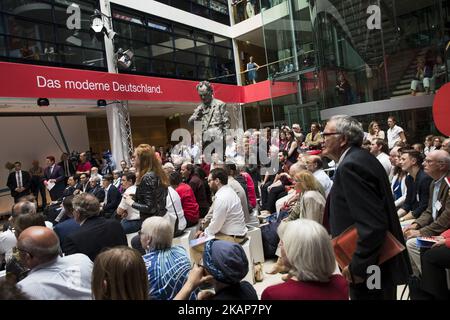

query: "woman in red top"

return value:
[262, 219, 349, 300]
[239, 169, 257, 208]
[420, 228, 450, 300]
[169, 171, 199, 227]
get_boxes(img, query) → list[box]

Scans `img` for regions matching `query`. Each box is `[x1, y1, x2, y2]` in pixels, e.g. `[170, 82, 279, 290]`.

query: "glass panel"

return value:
[215, 45, 232, 60]
[173, 36, 195, 52]
[152, 59, 175, 76]
[177, 63, 197, 79]
[196, 31, 213, 43]
[196, 54, 212, 68]
[174, 49, 195, 64]
[149, 30, 172, 47]
[150, 44, 173, 61]
[195, 41, 212, 55]
[5, 15, 54, 43]
[58, 44, 105, 67]
[214, 35, 231, 47]
[56, 26, 103, 50]
[0, 35, 6, 56]
[133, 56, 151, 73]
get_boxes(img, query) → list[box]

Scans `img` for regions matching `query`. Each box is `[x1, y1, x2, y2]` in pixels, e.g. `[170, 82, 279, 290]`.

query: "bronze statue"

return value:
[188, 81, 230, 153]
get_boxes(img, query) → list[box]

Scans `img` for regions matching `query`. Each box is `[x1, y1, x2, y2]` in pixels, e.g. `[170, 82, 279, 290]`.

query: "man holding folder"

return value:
[322, 115, 411, 300]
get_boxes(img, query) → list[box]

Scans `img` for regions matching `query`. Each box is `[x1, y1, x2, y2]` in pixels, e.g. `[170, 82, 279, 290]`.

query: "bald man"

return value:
[305, 155, 333, 197]
[16, 226, 93, 300]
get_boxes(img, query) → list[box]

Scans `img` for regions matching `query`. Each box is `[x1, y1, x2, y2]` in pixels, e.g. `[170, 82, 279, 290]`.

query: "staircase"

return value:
[390, 47, 431, 97]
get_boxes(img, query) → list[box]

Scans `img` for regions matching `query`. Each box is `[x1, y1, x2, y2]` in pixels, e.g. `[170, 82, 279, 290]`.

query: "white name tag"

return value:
[416, 194, 420, 202]
[435, 201, 442, 212]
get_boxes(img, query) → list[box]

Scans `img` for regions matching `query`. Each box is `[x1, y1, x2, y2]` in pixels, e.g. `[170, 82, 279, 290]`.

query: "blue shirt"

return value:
[143, 245, 196, 300]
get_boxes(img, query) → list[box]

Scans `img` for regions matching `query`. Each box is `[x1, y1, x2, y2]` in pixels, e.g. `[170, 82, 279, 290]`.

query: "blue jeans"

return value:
[121, 219, 142, 234]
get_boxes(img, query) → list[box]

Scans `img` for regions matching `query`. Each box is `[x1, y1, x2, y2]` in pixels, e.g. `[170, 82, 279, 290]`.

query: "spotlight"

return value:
[97, 99, 107, 107]
[37, 98, 49, 107]
[90, 9, 105, 34]
[116, 49, 134, 69]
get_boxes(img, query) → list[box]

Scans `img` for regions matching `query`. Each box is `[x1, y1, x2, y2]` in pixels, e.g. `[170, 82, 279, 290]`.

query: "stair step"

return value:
[392, 89, 411, 96]
[395, 83, 411, 90]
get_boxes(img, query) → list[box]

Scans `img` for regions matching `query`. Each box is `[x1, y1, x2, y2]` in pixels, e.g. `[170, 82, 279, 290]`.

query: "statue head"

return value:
[196, 81, 213, 105]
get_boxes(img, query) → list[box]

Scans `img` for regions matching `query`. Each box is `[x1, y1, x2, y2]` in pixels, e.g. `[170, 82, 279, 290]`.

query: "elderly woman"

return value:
[262, 219, 348, 300]
[286, 170, 326, 223]
[174, 240, 258, 300]
[268, 170, 326, 275]
[92, 246, 148, 300]
[112, 170, 121, 190]
[140, 216, 194, 300]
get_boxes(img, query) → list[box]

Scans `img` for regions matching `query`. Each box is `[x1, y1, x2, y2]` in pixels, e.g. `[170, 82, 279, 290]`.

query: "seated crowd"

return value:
[1, 115, 450, 301]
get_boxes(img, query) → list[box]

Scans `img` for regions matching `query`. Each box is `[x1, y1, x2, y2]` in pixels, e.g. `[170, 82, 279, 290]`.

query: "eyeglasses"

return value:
[322, 132, 342, 137]
[16, 247, 33, 258]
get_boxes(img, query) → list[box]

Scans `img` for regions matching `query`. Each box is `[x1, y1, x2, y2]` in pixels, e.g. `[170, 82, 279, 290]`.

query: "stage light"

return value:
[37, 98, 50, 107]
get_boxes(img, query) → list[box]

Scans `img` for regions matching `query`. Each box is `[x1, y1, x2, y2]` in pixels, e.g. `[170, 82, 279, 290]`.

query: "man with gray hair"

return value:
[403, 150, 450, 275]
[323, 115, 411, 300]
[62, 193, 126, 261]
[442, 138, 450, 154]
[188, 81, 230, 159]
[16, 226, 93, 300]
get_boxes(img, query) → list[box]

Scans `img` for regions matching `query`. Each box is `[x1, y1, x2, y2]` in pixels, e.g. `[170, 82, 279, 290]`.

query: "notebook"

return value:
[416, 236, 439, 248]
[189, 234, 215, 248]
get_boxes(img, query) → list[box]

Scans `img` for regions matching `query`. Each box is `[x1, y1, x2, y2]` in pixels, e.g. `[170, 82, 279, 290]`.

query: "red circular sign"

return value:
[433, 82, 450, 136]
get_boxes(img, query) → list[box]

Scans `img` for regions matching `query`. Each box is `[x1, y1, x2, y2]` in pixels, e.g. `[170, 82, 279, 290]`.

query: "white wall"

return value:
[0, 116, 89, 213]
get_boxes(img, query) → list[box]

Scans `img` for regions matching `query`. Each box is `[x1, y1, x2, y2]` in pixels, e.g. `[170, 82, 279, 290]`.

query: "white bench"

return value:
[241, 238, 255, 284]
[246, 225, 265, 264]
[173, 228, 195, 261]
[126, 232, 138, 248]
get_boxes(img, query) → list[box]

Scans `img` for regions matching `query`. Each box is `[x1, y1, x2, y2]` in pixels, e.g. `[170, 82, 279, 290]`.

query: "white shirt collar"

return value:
[336, 147, 351, 168]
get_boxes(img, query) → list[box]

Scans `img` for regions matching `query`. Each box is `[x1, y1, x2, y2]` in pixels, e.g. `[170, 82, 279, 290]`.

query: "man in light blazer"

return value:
[403, 150, 450, 275]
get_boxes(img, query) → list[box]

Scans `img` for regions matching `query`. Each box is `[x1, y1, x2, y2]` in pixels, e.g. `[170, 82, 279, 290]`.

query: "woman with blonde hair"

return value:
[287, 170, 326, 223]
[366, 121, 385, 143]
[124, 144, 169, 222]
[92, 246, 149, 300]
[262, 219, 348, 300]
[268, 170, 326, 275]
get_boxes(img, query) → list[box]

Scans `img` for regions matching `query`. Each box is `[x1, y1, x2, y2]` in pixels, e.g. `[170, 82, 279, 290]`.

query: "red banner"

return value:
[433, 82, 450, 136]
[0, 62, 298, 104]
[0, 61, 240, 103]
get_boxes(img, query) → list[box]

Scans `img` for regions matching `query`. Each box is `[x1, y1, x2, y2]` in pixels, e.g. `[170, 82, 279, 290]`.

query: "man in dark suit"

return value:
[87, 176, 105, 203]
[7, 161, 31, 203]
[100, 174, 121, 219]
[322, 115, 411, 300]
[62, 193, 127, 262]
[43, 156, 65, 201]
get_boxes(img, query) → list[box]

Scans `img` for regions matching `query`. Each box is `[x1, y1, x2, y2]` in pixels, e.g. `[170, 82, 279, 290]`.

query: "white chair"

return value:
[241, 238, 255, 284]
[126, 232, 138, 248]
[246, 225, 265, 264]
[173, 229, 193, 261]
